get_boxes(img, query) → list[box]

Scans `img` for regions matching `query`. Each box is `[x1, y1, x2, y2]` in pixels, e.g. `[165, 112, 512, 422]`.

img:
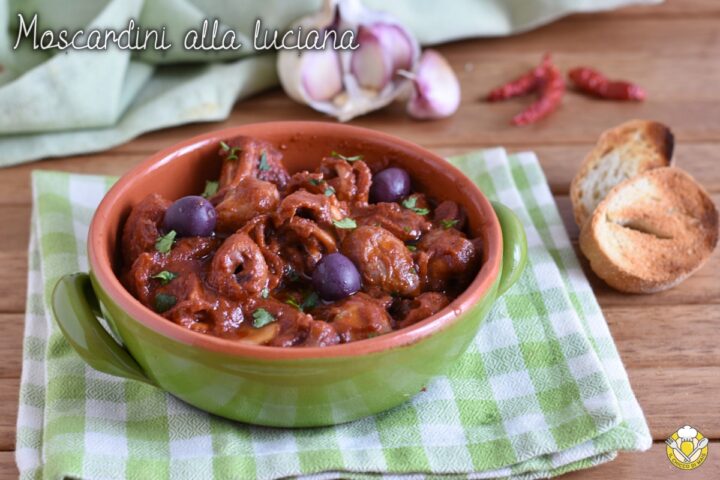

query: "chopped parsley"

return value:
[406, 245, 417, 252]
[220, 141, 241, 160]
[402, 196, 429, 216]
[252, 308, 276, 328]
[309, 178, 322, 186]
[333, 217, 357, 229]
[155, 230, 176, 253]
[154, 293, 176, 313]
[261, 287, 269, 299]
[202, 180, 219, 198]
[402, 226, 412, 233]
[151, 270, 177, 285]
[402, 196, 418, 208]
[258, 151, 270, 171]
[301, 291, 319, 311]
[441, 218, 459, 229]
[286, 291, 320, 312]
[331, 151, 363, 162]
[285, 298, 302, 310]
[324, 186, 335, 197]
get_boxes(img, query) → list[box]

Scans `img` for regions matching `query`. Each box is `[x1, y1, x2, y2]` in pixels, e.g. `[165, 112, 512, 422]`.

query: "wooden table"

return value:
[1, 0, 718, 477]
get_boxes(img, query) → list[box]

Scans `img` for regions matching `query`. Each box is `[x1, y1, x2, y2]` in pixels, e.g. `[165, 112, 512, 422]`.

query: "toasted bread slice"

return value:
[579, 167, 718, 293]
[571, 120, 674, 227]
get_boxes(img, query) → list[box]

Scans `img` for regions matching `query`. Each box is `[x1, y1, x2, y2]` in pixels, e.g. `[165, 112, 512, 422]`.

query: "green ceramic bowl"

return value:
[51, 122, 527, 427]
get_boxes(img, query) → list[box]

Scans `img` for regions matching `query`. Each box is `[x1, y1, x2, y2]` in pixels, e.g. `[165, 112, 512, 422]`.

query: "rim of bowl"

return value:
[88, 121, 502, 360]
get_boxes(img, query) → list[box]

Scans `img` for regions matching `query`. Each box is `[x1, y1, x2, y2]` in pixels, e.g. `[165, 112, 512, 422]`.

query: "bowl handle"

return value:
[51, 273, 156, 386]
[491, 201, 528, 295]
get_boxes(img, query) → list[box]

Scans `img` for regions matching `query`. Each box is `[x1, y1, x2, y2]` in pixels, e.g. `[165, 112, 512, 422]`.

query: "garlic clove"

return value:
[350, 27, 394, 91]
[276, 0, 341, 111]
[302, 48, 344, 101]
[405, 50, 461, 120]
[368, 22, 414, 72]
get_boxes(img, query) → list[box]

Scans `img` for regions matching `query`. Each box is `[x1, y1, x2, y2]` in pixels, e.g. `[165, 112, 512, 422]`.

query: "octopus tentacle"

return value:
[218, 136, 290, 191]
[416, 228, 479, 292]
[341, 225, 420, 297]
[241, 215, 285, 289]
[394, 292, 450, 329]
[121, 193, 170, 266]
[352, 202, 431, 242]
[274, 190, 346, 228]
[215, 178, 280, 233]
[280, 217, 338, 275]
[208, 232, 269, 299]
[320, 157, 371, 204]
[284, 171, 326, 195]
[312, 292, 392, 343]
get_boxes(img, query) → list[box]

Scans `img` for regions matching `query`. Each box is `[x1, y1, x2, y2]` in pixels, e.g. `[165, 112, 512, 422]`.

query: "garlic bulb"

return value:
[277, 0, 420, 122]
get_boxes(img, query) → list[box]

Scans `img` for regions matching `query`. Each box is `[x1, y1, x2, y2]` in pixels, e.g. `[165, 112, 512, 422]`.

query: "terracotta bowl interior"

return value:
[89, 122, 502, 359]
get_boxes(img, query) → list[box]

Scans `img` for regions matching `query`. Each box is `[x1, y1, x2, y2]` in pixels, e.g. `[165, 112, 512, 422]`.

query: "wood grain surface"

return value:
[1, 0, 718, 477]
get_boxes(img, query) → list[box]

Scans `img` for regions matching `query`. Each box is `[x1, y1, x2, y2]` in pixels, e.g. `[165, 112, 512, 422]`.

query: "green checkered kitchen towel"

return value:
[16, 148, 651, 479]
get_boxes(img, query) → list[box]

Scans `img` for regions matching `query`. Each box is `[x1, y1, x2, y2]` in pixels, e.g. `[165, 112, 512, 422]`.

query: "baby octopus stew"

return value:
[120, 137, 482, 347]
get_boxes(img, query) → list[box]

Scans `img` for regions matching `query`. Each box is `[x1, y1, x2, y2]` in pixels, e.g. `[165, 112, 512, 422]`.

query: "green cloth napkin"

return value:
[16, 148, 651, 479]
[0, 0, 659, 167]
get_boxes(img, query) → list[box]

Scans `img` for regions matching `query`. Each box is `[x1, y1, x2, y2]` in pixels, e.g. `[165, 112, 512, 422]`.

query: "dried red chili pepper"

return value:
[568, 67, 645, 101]
[486, 54, 552, 101]
[486, 69, 537, 102]
[485, 54, 565, 125]
[512, 62, 565, 126]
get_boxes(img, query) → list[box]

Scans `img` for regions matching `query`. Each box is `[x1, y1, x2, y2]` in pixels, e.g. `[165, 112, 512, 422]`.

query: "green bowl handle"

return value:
[491, 201, 528, 295]
[51, 273, 155, 385]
